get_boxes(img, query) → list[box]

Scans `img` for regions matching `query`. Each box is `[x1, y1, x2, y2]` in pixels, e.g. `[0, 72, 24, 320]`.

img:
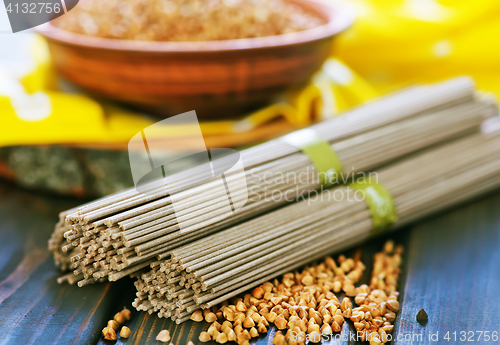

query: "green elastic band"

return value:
[281, 128, 343, 187]
[349, 177, 397, 234]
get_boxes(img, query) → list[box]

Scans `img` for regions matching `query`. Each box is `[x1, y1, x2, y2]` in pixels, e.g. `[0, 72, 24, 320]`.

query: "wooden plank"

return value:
[0, 183, 136, 345]
[2, 177, 499, 345]
[393, 192, 500, 344]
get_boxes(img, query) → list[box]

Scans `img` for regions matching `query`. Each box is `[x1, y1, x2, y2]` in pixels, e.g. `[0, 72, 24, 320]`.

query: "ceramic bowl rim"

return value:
[35, 0, 354, 53]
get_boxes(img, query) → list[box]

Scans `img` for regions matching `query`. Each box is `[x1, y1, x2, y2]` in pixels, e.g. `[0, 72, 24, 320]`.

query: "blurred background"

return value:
[1, 0, 500, 198]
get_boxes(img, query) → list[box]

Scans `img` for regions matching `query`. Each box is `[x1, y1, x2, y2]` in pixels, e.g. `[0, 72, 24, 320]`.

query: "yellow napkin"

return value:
[335, 0, 500, 98]
[1, 35, 377, 148]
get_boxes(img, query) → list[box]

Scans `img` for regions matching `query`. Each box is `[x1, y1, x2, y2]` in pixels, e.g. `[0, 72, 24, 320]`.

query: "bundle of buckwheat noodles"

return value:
[49, 77, 495, 290]
[133, 120, 500, 322]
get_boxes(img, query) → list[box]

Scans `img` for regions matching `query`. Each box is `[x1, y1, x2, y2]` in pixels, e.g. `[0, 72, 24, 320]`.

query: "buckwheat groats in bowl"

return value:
[51, 0, 325, 41]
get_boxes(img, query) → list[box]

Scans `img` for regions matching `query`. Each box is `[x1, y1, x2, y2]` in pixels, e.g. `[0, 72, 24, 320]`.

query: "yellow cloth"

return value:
[1, 35, 377, 148]
[335, 0, 500, 97]
[5, 1, 500, 147]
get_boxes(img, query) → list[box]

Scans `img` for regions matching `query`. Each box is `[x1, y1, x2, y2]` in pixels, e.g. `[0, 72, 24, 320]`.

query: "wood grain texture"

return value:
[0, 182, 137, 345]
[394, 192, 500, 344]
[1, 179, 499, 345]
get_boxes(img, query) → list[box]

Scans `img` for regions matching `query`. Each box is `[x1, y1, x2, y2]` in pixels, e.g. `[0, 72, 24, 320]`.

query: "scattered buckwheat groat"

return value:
[101, 308, 133, 341]
[107, 320, 119, 331]
[102, 326, 117, 341]
[121, 307, 132, 321]
[156, 330, 171, 342]
[120, 326, 132, 338]
[349, 240, 403, 344]
[199, 331, 211, 342]
[114, 312, 125, 325]
[190, 310, 204, 322]
[416, 308, 428, 325]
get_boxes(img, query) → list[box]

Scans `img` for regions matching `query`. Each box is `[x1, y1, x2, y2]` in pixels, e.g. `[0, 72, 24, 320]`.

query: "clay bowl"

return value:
[37, 0, 353, 119]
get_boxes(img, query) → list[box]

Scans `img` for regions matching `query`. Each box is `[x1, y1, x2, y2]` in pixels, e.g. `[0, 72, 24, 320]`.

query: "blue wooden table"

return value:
[1, 179, 499, 345]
